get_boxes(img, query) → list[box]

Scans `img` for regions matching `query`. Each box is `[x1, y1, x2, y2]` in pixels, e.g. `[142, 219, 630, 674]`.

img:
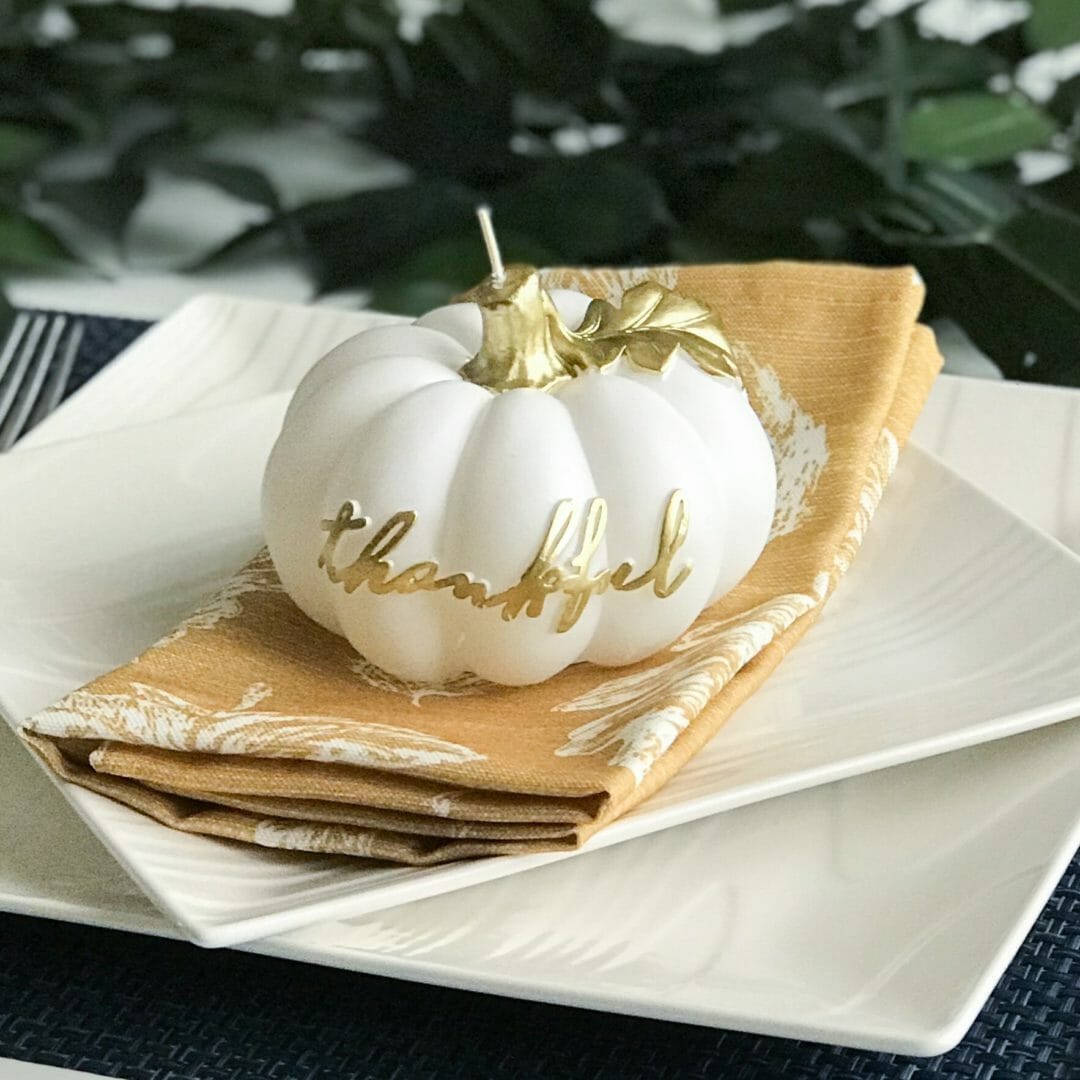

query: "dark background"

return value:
[2, 0, 1080, 384]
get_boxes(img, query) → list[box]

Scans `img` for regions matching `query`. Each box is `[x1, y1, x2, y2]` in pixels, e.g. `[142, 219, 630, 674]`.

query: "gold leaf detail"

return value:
[570, 282, 740, 382]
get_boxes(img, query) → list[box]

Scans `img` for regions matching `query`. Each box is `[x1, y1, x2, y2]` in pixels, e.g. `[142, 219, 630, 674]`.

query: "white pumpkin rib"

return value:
[606, 360, 741, 606]
[287, 324, 470, 422]
[556, 368, 724, 665]
[430, 384, 500, 679]
[323, 377, 491, 681]
[264, 355, 461, 634]
[437, 387, 603, 684]
[415, 303, 484, 353]
[621, 355, 777, 602]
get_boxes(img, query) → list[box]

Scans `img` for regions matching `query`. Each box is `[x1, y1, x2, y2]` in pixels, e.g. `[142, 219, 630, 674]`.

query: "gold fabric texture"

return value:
[22, 261, 943, 864]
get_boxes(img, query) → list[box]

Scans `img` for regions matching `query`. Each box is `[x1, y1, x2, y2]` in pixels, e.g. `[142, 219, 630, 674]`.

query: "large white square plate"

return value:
[3, 713, 1077, 1056]
[3, 297, 1080, 958]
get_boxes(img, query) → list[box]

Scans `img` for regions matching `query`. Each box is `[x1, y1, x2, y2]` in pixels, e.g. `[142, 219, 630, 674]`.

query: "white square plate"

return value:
[3, 297, 1080, 961]
[2, 714, 1078, 1056]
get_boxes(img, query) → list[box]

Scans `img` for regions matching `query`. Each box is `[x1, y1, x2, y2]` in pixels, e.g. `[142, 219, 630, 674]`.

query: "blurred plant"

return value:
[1, 0, 1079, 383]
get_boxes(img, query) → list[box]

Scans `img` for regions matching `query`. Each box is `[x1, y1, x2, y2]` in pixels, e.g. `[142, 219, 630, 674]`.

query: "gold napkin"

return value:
[22, 261, 942, 864]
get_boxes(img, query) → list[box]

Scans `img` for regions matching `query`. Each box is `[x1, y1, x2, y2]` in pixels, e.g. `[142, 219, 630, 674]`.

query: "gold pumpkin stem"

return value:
[460, 206, 739, 392]
[461, 207, 574, 392]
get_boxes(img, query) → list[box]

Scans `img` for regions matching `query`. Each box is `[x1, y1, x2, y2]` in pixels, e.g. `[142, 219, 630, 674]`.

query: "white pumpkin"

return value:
[263, 268, 776, 686]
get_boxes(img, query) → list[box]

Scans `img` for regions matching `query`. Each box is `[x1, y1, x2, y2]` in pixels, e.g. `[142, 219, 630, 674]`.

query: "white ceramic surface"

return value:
[2, 295, 1080, 1056]
[7, 416, 1080, 955]
[5, 297, 1080, 953]
[14, 295, 394, 452]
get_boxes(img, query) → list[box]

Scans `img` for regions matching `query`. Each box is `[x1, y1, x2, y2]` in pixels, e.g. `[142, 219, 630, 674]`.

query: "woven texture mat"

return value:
[0, 311, 1077, 1079]
[0, 891, 1077, 1079]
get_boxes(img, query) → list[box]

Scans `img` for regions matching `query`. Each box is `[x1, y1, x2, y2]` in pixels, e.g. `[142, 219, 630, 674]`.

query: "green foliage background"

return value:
[1, 0, 1079, 383]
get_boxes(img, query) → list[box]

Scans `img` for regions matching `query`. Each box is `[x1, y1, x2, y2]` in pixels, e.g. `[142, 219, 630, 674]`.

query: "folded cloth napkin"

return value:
[22, 261, 942, 864]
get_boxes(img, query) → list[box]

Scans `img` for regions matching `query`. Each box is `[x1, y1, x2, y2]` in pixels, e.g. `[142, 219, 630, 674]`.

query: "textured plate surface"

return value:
[13, 295, 392, 453]
[1, 297, 1079, 1054]
[4, 296, 1080, 956]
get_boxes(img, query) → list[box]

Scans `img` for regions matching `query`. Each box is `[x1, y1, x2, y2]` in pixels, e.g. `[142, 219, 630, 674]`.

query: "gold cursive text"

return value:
[318, 492, 693, 634]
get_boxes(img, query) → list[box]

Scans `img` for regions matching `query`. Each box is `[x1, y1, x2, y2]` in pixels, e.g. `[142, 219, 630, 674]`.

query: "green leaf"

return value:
[182, 218, 286, 273]
[69, 1, 278, 47]
[463, 0, 612, 98]
[491, 158, 667, 262]
[0, 288, 15, 348]
[909, 164, 1021, 231]
[1024, 166, 1080, 224]
[363, 1, 611, 182]
[903, 209, 1080, 385]
[1044, 72, 1080, 125]
[366, 278, 463, 317]
[165, 159, 280, 211]
[0, 207, 73, 269]
[902, 93, 1058, 167]
[996, 209, 1080, 298]
[0, 123, 52, 172]
[369, 231, 558, 315]
[827, 41, 1007, 107]
[671, 223, 831, 263]
[766, 84, 872, 161]
[37, 172, 147, 241]
[183, 102, 275, 141]
[1026, 0, 1080, 50]
[717, 0, 800, 11]
[688, 137, 880, 232]
[287, 181, 478, 295]
[364, 56, 517, 183]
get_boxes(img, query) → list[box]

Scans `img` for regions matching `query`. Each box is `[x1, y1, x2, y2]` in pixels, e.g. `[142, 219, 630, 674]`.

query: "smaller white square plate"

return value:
[3, 297, 1080, 957]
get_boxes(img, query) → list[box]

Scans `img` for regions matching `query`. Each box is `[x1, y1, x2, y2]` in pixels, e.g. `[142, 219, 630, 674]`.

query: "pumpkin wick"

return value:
[461, 207, 576, 392]
[476, 204, 505, 288]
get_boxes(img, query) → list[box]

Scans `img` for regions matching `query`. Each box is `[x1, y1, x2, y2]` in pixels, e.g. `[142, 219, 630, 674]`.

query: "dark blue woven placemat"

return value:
[64, 313, 152, 401]
[1, 312, 1078, 1080]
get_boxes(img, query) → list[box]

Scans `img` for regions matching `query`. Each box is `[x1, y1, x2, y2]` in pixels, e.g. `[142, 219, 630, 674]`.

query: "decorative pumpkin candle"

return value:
[262, 209, 776, 685]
